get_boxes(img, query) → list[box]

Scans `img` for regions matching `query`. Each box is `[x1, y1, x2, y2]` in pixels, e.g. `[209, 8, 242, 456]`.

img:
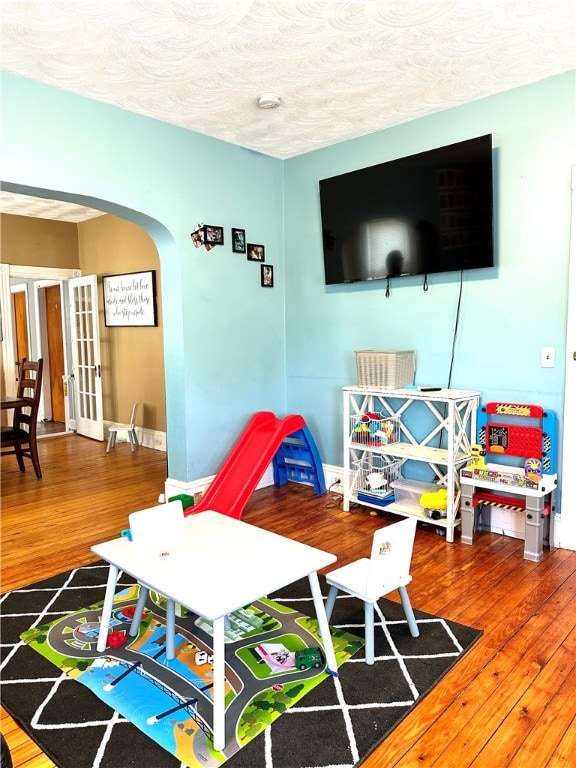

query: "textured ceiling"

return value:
[1, 0, 575, 220]
[0, 191, 105, 222]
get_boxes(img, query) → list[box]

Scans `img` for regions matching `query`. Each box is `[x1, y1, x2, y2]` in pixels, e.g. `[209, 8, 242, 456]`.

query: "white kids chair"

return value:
[106, 403, 139, 452]
[324, 517, 419, 665]
[126, 500, 186, 657]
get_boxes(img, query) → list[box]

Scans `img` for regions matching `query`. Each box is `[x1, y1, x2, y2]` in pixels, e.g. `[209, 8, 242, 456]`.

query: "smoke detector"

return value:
[257, 93, 281, 109]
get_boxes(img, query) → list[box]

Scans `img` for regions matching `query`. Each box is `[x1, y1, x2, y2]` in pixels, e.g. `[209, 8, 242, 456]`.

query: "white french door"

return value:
[69, 275, 104, 441]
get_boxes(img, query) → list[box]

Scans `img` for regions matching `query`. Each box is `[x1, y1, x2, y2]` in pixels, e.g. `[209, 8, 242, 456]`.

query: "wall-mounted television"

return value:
[320, 135, 494, 285]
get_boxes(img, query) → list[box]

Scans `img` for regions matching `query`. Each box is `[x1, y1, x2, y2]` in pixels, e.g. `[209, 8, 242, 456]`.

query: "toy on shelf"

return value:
[353, 456, 402, 507]
[350, 412, 399, 447]
[420, 487, 448, 520]
[460, 402, 558, 562]
[468, 444, 486, 468]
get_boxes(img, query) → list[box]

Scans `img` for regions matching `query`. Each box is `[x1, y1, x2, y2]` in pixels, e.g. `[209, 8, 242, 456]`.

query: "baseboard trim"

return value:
[164, 463, 344, 504]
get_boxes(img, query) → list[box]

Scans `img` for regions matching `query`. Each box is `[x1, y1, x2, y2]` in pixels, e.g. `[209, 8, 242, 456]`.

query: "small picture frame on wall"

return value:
[261, 264, 274, 287]
[191, 226, 205, 247]
[247, 243, 265, 262]
[232, 228, 246, 253]
[204, 225, 224, 245]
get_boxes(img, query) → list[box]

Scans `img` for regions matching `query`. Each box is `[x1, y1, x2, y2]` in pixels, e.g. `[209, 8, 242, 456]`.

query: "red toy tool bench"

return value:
[459, 402, 558, 562]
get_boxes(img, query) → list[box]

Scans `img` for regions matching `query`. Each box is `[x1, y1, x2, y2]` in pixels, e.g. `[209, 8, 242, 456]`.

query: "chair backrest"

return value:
[128, 403, 138, 428]
[13, 358, 43, 434]
[366, 517, 417, 596]
[128, 500, 184, 552]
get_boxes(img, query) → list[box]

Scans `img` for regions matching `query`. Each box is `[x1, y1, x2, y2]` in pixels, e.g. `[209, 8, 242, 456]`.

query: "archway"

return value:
[1, 181, 178, 476]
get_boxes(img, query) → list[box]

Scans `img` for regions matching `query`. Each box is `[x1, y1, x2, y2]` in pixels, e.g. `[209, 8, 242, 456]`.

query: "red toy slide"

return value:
[186, 411, 307, 520]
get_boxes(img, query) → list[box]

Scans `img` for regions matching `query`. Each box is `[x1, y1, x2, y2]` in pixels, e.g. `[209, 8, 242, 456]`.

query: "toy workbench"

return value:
[459, 402, 558, 562]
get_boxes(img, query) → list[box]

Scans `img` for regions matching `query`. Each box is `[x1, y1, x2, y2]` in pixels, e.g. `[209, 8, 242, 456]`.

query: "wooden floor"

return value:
[1, 435, 575, 767]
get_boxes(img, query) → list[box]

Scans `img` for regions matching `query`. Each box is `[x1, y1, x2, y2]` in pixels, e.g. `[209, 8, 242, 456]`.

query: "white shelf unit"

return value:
[343, 386, 480, 542]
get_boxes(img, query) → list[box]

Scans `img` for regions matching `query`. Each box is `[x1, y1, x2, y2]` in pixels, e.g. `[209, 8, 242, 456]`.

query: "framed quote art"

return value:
[102, 270, 158, 327]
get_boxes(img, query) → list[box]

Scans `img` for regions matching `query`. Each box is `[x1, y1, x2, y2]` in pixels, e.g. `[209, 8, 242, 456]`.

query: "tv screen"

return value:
[320, 135, 494, 285]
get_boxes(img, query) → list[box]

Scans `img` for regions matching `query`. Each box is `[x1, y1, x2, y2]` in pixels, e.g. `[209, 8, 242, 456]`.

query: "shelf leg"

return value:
[524, 494, 546, 562]
[460, 484, 476, 545]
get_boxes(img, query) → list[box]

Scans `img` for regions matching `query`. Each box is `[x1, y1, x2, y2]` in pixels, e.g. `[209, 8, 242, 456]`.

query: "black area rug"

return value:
[1, 563, 482, 768]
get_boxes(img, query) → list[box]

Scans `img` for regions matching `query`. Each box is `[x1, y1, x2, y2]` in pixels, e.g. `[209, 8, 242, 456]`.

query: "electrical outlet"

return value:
[324, 469, 344, 492]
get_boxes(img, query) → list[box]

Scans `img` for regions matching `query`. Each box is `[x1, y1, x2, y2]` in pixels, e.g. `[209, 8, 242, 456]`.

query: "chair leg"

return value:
[128, 428, 138, 451]
[398, 585, 419, 637]
[364, 601, 375, 665]
[106, 432, 116, 452]
[29, 441, 42, 479]
[14, 444, 26, 473]
[325, 585, 339, 621]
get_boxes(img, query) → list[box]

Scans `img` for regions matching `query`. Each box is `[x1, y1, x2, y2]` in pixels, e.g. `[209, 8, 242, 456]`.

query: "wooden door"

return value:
[12, 291, 29, 365]
[45, 284, 65, 422]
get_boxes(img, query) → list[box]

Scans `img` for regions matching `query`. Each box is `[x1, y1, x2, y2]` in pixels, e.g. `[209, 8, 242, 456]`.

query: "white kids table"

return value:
[91, 510, 338, 751]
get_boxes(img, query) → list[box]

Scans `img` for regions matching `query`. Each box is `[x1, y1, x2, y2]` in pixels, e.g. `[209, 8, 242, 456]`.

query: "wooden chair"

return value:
[324, 517, 419, 664]
[106, 403, 139, 452]
[1, 358, 44, 479]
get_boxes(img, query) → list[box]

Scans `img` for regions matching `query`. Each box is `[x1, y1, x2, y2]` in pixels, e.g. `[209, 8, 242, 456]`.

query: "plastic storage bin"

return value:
[390, 478, 440, 511]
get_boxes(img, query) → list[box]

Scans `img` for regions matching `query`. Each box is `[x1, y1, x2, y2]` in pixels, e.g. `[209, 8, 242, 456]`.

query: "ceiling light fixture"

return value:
[257, 93, 281, 109]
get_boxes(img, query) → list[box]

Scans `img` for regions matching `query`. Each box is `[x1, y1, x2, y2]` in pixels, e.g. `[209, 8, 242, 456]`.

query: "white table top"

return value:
[91, 511, 336, 622]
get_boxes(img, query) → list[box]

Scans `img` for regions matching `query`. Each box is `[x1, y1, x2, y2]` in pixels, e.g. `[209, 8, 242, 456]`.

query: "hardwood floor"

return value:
[1, 435, 575, 767]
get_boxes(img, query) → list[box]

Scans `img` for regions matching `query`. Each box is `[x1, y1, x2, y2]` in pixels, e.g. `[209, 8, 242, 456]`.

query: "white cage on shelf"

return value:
[352, 456, 402, 506]
[350, 412, 400, 447]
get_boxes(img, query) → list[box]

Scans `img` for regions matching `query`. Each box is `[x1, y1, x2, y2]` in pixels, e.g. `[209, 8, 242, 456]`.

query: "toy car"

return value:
[294, 647, 324, 670]
[420, 487, 448, 520]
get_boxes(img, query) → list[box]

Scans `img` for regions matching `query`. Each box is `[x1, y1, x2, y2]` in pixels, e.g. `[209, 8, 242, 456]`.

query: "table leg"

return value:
[129, 585, 149, 637]
[97, 564, 119, 653]
[308, 572, 338, 676]
[165, 599, 176, 659]
[212, 615, 226, 751]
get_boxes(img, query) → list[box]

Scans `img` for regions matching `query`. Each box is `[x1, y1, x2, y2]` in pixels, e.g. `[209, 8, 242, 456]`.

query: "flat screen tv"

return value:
[320, 135, 494, 285]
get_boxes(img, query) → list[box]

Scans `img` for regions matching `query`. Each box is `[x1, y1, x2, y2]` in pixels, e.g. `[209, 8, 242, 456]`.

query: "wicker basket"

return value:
[355, 350, 416, 388]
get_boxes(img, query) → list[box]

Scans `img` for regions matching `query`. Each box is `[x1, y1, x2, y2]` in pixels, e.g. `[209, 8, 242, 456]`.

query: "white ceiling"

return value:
[1, 0, 574, 221]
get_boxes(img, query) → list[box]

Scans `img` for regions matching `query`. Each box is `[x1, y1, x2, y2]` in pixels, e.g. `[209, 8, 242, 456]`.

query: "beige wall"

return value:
[1, 214, 80, 267]
[1, 213, 166, 433]
[78, 215, 165, 431]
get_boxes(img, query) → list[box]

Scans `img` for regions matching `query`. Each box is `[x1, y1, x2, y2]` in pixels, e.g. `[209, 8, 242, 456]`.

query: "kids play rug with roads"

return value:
[1, 563, 481, 768]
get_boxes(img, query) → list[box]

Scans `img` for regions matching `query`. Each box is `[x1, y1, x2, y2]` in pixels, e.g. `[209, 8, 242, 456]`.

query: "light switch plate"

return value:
[541, 346, 555, 368]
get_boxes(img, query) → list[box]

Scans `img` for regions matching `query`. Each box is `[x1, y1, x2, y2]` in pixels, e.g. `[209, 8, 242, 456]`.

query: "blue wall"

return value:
[2, 71, 574, 479]
[284, 73, 575, 466]
[1, 73, 286, 481]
